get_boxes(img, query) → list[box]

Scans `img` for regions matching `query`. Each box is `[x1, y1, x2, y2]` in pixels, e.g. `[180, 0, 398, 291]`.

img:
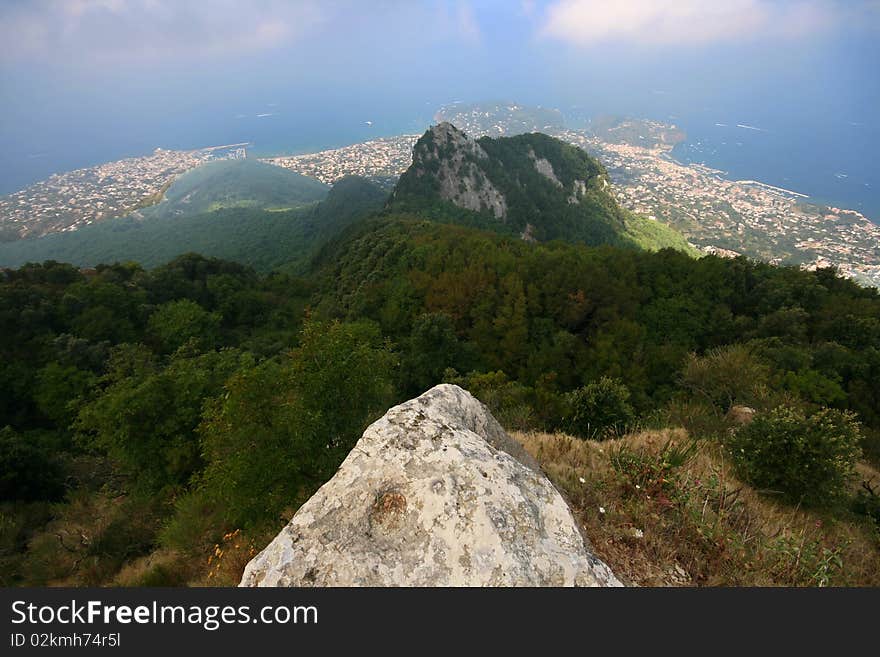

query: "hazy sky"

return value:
[1, 1, 879, 197]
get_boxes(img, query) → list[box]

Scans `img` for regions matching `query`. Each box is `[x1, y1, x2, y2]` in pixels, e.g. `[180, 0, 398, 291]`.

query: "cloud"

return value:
[0, 0, 488, 68]
[455, 2, 482, 45]
[0, 0, 327, 65]
[537, 0, 856, 47]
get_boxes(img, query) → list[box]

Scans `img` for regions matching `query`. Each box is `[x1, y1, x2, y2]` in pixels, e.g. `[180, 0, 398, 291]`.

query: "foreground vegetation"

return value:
[518, 429, 879, 586]
[2, 200, 879, 586]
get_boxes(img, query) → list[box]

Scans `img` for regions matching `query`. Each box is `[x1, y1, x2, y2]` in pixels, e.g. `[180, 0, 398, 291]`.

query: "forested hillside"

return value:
[391, 124, 695, 253]
[2, 131, 879, 587]
[0, 176, 385, 272]
[2, 224, 879, 585]
[142, 158, 330, 217]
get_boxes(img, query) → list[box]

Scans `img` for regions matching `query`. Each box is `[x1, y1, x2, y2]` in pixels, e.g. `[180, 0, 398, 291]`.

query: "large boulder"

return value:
[240, 384, 622, 587]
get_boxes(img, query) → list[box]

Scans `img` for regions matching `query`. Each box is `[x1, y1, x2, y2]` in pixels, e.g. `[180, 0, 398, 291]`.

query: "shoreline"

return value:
[664, 148, 876, 224]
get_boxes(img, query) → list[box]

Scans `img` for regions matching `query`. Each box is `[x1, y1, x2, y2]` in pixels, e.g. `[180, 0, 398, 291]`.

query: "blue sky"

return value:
[1, 1, 879, 202]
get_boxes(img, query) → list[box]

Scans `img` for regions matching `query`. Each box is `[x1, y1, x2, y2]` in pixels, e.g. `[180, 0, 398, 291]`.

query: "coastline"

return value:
[669, 141, 877, 225]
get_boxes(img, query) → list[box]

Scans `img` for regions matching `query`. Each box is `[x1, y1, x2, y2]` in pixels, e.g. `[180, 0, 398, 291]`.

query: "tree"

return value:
[75, 346, 250, 491]
[147, 299, 221, 353]
[34, 362, 95, 430]
[565, 377, 635, 439]
[0, 427, 64, 502]
[196, 320, 395, 525]
[398, 312, 463, 396]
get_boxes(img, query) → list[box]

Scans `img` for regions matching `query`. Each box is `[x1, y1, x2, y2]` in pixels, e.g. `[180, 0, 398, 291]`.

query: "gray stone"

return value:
[414, 123, 508, 219]
[528, 147, 563, 188]
[240, 384, 622, 587]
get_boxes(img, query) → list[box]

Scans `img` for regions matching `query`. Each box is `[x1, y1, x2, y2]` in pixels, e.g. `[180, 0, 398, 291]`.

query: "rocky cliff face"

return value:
[390, 123, 632, 248]
[240, 384, 622, 587]
[406, 122, 508, 219]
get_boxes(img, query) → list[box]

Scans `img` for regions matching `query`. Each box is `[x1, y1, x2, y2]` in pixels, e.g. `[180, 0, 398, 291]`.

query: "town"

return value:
[262, 135, 420, 186]
[0, 144, 247, 240]
[563, 132, 880, 288]
[1, 119, 878, 288]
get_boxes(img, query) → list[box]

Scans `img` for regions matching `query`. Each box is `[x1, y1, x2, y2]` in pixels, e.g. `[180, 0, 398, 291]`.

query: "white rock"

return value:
[240, 384, 622, 587]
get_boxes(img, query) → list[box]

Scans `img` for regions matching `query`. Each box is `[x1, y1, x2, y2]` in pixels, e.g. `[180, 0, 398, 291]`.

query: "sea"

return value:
[0, 103, 432, 197]
[2, 101, 878, 224]
[668, 111, 879, 221]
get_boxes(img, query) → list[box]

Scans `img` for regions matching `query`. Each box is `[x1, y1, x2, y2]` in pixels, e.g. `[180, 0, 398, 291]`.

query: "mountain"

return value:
[0, 175, 385, 272]
[136, 158, 330, 219]
[389, 123, 695, 254]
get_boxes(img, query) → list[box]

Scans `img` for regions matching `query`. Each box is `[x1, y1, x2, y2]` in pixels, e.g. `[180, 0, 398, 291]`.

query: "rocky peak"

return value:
[240, 384, 622, 587]
[406, 123, 508, 219]
[428, 122, 488, 159]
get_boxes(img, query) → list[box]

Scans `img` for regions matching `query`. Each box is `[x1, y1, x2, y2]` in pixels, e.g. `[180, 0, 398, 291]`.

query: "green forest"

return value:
[2, 131, 879, 586]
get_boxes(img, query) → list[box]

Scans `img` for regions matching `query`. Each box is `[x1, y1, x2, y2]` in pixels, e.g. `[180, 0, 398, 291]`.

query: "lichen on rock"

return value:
[240, 384, 622, 587]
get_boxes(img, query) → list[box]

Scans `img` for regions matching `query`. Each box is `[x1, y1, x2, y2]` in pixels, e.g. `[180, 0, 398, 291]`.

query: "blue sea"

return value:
[0, 103, 432, 197]
[667, 111, 879, 222]
[2, 100, 878, 224]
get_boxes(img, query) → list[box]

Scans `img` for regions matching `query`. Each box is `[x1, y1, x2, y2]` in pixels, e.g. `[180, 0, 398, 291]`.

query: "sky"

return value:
[1, 0, 879, 210]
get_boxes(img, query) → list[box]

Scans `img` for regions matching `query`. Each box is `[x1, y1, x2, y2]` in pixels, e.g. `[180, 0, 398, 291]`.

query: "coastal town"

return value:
[1, 109, 878, 288]
[564, 132, 880, 287]
[262, 135, 419, 186]
[0, 144, 246, 240]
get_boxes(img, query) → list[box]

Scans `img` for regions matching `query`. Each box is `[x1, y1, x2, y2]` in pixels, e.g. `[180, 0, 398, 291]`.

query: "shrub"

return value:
[728, 406, 862, 507]
[445, 370, 534, 431]
[565, 377, 635, 439]
[681, 345, 770, 411]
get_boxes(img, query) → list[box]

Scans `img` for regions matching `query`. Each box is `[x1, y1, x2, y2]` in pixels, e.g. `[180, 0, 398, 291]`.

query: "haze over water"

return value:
[1, 1, 878, 219]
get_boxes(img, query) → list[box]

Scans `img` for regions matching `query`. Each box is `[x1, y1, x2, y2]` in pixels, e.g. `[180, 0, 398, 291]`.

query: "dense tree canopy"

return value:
[3, 201, 880, 586]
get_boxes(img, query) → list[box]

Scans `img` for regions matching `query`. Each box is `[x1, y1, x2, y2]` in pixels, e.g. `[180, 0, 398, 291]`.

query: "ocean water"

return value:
[0, 104, 431, 197]
[668, 112, 879, 222]
[3, 100, 878, 224]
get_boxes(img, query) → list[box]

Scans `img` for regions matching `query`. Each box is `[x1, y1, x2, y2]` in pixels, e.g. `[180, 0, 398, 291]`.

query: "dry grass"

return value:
[15, 488, 162, 586]
[515, 428, 880, 586]
[112, 548, 196, 586]
[114, 527, 270, 586]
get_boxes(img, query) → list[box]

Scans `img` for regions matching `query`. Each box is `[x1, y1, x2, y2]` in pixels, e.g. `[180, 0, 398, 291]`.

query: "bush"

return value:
[681, 345, 770, 411]
[445, 370, 535, 431]
[565, 377, 635, 439]
[728, 406, 862, 507]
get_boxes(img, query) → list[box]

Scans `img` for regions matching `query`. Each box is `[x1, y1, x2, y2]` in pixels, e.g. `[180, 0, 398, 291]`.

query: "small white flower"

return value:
[635, 484, 641, 490]
[579, 477, 586, 484]
[633, 528, 644, 538]
[599, 506, 606, 514]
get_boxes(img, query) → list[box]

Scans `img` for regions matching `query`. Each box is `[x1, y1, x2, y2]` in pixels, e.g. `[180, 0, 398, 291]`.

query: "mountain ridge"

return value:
[390, 123, 695, 254]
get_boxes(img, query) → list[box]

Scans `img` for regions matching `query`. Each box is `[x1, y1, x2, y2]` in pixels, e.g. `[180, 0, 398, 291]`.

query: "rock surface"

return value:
[240, 384, 622, 587]
[413, 122, 508, 219]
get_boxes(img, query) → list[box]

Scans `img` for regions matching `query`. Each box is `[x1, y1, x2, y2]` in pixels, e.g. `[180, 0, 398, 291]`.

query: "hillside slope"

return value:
[0, 176, 385, 272]
[389, 122, 695, 254]
[140, 158, 329, 218]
